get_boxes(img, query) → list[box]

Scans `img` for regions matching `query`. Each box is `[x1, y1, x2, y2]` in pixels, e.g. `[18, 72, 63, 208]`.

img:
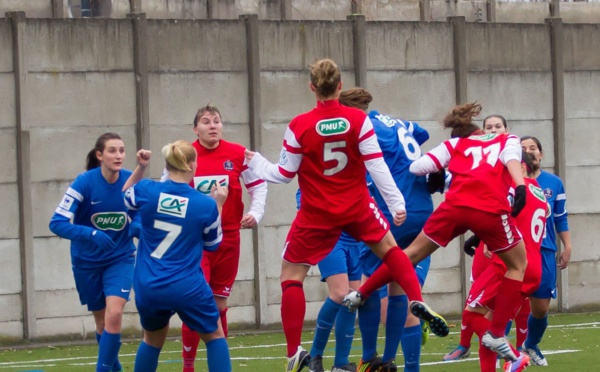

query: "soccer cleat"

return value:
[521, 344, 548, 366]
[286, 346, 311, 372]
[442, 345, 471, 361]
[421, 321, 430, 346]
[504, 353, 531, 372]
[481, 331, 518, 362]
[331, 362, 357, 372]
[308, 354, 324, 372]
[409, 301, 449, 337]
[357, 355, 383, 372]
[342, 290, 364, 312]
[379, 360, 397, 372]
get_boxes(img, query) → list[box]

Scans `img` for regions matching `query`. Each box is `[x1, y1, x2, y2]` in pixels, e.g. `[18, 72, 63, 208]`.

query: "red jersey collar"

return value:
[316, 99, 341, 109]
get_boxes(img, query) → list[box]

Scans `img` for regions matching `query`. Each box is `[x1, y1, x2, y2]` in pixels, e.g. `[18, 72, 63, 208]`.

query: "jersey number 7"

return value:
[151, 220, 182, 259]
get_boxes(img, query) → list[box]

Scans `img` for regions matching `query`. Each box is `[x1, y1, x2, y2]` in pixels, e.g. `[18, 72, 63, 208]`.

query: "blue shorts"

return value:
[317, 239, 363, 282]
[135, 276, 219, 334]
[360, 211, 431, 286]
[72, 255, 135, 311]
[531, 248, 557, 299]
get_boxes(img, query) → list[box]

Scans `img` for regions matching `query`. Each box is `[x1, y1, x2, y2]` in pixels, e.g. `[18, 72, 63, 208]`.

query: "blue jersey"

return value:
[124, 179, 222, 291]
[537, 170, 569, 252]
[49, 168, 135, 269]
[367, 111, 434, 217]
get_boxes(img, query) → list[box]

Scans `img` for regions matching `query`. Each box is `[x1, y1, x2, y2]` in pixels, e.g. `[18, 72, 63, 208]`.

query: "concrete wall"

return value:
[1, 13, 599, 340]
[3, 1, 600, 23]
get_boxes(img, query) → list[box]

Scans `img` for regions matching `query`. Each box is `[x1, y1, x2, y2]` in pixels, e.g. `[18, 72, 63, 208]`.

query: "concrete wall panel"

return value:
[0, 239, 21, 294]
[430, 1, 489, 22]
[26, 19, 133, 72]
[569, 214, 600, 262]
[568, 260, 600, 311]
[423, 268, 462, 294]
[0, 320, 22, 338]
[0, 19, 11, 72]
[229, 305, 256, 326]
[33, 237, 76, 291]
[138, 0, 208, 19]
[366, 22, 454, 71]
[565, 166, 600, 214]
[262, 225, 292, 280]
[28, 73, 136, 128]
[564, 24, 600, 71]
[236, 229, 255, 281]
[495, 2, 550, 24]
[291, 0, 351, 21]
[0, 128, 17, 183]
[565, 72, 600, 118]
[362, 0, 421, 21]
[565, 119, 600, 168]
[36, 313, 141, 338]
[0, 0, 51, 18]
[228, 280, 255, 307]
[0, 293, 20, 322]
[36, 289, 88, 318]
[259, 21, 354, 70]
[562, 3, 600, 24]
[467, 23, 550, 72]
[0, 183, 19, 239]
[0, 75, 15, 130]
[367, 71, 455, 122]
[147, 20, 246, 72]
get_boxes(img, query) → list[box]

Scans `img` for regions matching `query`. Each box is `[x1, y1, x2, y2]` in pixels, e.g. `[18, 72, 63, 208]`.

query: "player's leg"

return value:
[134, 326, 169, 372]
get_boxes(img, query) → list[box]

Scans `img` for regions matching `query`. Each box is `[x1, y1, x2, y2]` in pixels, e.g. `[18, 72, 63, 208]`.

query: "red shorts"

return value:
[467, 255, 542, 311]
[283, 200, 390, 266]
[423, 203, 522, 253]
[471, 242, 493, 282]
[201, 230, 240, 298]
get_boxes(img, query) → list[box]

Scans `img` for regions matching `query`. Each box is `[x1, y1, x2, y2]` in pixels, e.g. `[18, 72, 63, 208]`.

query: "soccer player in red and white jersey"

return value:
[244, 58, 448, 372]
[462, 151, 547, 372]
[349, 103, 529, 362]
[180, 104, 268, 372]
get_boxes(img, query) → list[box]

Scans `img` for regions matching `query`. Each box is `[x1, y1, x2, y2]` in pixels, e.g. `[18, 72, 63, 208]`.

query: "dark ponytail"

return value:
[86, 132, 122, 170]
[442, 102, 482, 138]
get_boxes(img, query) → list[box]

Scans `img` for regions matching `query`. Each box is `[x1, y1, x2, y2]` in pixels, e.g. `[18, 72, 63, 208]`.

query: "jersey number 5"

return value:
[151, 220, 182, 259]
[464, 143, 501, 170]
[323, 141, 348, 176]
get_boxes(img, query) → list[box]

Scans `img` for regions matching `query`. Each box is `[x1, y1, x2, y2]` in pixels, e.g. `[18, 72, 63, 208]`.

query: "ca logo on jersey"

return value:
[316, 118, 350, 136]
[157, 193, 189, 218]
[91, 212, 127, 231]
[193, 176, 229, 195]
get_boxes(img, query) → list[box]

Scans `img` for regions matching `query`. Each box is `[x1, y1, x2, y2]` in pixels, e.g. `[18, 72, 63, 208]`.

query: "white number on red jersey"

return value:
[464, 143, 501, 170]
[530, 208, 546, 243]
[323, 141, 348, 176]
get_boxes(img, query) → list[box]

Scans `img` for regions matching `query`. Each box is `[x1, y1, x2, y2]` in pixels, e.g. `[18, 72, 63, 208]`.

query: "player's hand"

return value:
[463, 235, 480, 257]
[483, 244, 493, 259]
[393, 210, 406, 226]
[90, 229, 115, 251]
[210, 183, 229, 209]
[511, 185, 526, 217]
[427, 168, 446, 194]
[244, 149, 255, 162]
[240, 214, 258, 229]
[136, 149, 152, 167]
[558, 248, 571, 270]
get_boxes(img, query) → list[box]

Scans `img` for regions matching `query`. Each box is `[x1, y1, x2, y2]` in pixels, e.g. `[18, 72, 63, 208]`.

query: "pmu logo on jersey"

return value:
[529, 184, 546, 203]
[472, 133, 496, 141]
[223, 160, 234, 171]
[316, 118, 350, 136]
[193, 176, 229, 195]
[91, 212, 127, 231]
[157, 193, 189, 218]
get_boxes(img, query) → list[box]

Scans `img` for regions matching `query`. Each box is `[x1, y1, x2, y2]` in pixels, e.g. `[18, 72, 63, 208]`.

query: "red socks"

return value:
[359, 263, 394, 299]
[219, 308, 229, 338]
[490, 277, 524, 337]
[381, 247, 423, 302]
[181, 322, 200, 369]
[281, 280, 306, 357]
[515, 297, 530, 348]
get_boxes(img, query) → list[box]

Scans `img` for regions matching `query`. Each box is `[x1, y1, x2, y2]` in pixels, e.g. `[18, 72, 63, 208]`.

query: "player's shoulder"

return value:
[219, 139, 245, 153]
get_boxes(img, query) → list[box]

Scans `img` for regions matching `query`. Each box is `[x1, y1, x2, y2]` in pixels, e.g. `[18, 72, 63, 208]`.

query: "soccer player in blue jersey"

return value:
[339, 88, 434, 372]
[520, 136, 573, 366]
[296, 190, 361, 372]
[124, 140, 231, 372]
[49, 132, 150, 372]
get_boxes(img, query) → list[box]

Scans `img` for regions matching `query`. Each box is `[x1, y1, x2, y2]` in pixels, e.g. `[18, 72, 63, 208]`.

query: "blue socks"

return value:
[382, 295, 408, 362]
[400, 324, 422, 372]
[525, 314, 548, 347]
[311, 297, 341, 357]
[97, 331, 121, 372]
[134, 341, 161, 372]
[333, 304, 357, 367]
[358, 293, 381, 360]
[206, 338, 231, 371]
[96, 333, 122, 372]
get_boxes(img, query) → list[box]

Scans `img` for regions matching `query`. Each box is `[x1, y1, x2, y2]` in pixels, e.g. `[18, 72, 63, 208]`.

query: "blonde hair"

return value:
[309, 58, 341, 98]
[339, 88, 373, 111]
[442, 102, 482, 138]
[162, 140, 196, 172]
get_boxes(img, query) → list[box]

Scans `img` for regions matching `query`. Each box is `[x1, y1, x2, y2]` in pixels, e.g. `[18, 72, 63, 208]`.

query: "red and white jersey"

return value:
[191, 139, 267, 232]
[413, 133, 521, 214]
[249, 100, 405, 224]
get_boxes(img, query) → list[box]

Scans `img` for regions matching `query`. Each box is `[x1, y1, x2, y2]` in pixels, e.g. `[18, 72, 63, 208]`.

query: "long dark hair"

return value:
[442, 102, 482, 138]
[520, 136, 543, 152]
[86, 132, 122, 170]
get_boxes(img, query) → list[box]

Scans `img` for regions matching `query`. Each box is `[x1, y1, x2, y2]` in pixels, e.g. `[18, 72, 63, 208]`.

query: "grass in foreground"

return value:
[1, 312, 600, 371]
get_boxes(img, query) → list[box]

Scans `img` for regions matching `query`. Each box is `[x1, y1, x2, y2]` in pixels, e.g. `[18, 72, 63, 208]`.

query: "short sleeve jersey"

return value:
[367, 111, 434, 216]
[52, 167, 135, 268]
[124, 179, 222, 289]
[428, 133, 521, 214]
[283, 100, 380, 224]
[191, 139, 265, 232]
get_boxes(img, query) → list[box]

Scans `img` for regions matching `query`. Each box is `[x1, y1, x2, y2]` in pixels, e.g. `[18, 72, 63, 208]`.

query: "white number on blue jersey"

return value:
[323, 141, 348, 176]
[151, 220, 182, 259]
[397, 126, 421, 161]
